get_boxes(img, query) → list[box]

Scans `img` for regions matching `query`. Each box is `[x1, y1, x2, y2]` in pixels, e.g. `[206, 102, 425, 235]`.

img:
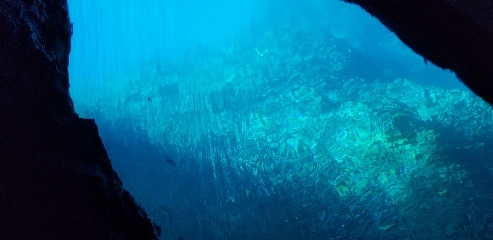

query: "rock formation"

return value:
[0, 1, 159, 239]
[343, 0, 493, 106]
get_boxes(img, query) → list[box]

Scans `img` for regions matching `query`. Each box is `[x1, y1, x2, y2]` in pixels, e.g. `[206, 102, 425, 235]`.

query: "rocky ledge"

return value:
[343, 0, 493, 106]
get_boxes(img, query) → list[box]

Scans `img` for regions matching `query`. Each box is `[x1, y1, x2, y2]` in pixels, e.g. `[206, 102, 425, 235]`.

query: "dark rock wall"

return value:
[342, 0, 493, 106]
[0, 1, 159, 239]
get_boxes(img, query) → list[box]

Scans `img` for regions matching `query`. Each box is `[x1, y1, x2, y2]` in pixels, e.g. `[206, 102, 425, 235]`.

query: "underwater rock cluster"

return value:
[83, 25, 493, 239]
[0, 1, 159, 239]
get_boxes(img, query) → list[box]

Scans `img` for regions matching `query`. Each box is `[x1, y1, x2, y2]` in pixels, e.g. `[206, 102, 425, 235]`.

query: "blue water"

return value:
[68, 0, 492, 239]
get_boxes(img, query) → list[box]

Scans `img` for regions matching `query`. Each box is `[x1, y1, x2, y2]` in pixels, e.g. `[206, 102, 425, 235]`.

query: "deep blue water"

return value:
[68, 1, 492, 239]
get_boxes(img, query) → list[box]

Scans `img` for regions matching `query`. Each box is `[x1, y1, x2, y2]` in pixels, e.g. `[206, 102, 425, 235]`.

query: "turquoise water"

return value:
[68, 1, 492, 239]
